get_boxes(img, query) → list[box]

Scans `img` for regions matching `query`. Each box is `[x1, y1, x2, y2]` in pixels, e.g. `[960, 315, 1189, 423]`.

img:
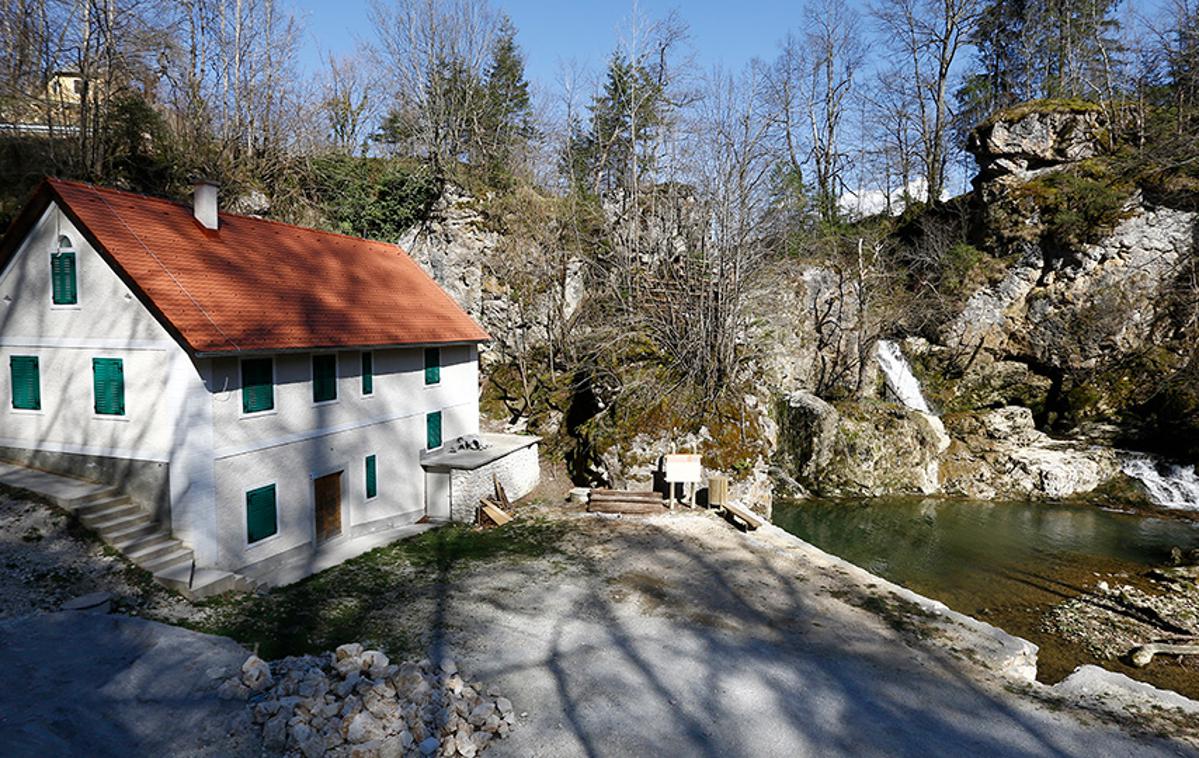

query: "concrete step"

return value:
[91, 512, 154, 537]
[154, 565, 243, 600]
[139, 547, 193, 574]
[111, 528, 171, 552]
[75, 495, 133, 518]
[0, 462, 119, 509]
[69, 488, 123, 509]
[124, 534, 183, 565]
[80, 503, 141, 528]
[101, 520, 161, 544]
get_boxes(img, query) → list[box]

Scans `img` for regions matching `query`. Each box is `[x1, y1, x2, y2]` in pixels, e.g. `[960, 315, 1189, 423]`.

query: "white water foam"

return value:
[876, 340, 933, 414]
[1120, 455, 1199, 511]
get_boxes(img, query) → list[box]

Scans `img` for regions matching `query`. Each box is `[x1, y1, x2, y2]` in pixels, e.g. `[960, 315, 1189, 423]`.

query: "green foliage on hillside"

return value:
[306, 156, 440, 241]
[1012, 158, 1135, 249]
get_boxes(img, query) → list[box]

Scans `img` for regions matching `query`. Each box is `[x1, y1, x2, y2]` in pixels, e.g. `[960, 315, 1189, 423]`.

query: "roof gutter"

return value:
[191, 338, 490, 359]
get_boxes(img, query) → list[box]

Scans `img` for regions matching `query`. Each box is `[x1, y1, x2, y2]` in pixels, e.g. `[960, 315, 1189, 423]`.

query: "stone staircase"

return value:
[0, 462, 261, 600]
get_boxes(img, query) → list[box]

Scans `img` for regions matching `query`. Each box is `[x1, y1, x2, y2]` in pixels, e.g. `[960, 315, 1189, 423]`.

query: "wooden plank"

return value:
[722, 502, 763, 531]
[493, 474, 511, 509]
[587, 500, 667, 514]
[589, 490, 664, 501]
[481, 502, 513, 526]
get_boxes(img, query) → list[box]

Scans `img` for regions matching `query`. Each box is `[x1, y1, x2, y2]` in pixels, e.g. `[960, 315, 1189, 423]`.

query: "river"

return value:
[773, 496, 1199, 698]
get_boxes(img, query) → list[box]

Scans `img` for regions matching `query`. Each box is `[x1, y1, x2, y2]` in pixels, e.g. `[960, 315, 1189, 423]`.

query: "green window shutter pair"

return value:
[361, 352, 373, 395]
[241, 359, 274, 413]
[51, 252, 77, 305]
[424, 347, 440, 385]
[92, 358, 124, 415]
[365, 455, 378, 498]
[10, 356, 40, 410]
[426, 411, 442, 450]
[246, 484, 278, 543]
[313, 354, 337, 402]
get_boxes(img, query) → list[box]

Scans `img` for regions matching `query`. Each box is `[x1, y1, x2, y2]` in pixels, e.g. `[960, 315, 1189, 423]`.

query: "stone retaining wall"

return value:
[449, 443, 539, 522]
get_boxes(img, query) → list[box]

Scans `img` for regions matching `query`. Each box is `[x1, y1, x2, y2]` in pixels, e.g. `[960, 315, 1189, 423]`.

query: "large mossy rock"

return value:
[777, 397, 949, 496]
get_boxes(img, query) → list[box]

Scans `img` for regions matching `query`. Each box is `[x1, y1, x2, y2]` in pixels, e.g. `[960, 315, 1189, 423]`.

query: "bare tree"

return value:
[319, 53, 378, 154]
[369, 0, 498, 170]
[872, 0, 982, 204]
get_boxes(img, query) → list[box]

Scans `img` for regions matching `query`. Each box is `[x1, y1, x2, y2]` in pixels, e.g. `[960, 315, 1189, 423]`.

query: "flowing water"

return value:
[773, 496, 1199, 696]
[1122, 455, 1199, 512]
[875, 340, 932, 413]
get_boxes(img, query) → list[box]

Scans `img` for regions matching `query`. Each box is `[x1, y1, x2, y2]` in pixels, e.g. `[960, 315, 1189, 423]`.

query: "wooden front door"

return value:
[314, 472, 343, 543]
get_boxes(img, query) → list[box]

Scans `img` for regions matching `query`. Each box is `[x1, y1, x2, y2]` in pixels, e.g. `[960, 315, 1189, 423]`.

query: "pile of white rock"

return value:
[219, 643, 516, 757]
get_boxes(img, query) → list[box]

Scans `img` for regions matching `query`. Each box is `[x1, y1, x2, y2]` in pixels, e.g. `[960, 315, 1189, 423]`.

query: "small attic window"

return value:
[50, 235, 77, 305]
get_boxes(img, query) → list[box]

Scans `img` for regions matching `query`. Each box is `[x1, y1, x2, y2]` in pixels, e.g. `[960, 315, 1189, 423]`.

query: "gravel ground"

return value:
[0, 491, 191, 620]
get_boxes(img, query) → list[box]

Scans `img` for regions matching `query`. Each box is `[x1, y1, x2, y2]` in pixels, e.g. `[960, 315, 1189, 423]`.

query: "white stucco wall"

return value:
[207, 344, 481, 573]
[0, 206, 195, 460]
[0, 205, 214, 552]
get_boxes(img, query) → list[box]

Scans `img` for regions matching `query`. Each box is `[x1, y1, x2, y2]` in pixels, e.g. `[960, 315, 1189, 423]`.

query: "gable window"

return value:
[313, 354, 338, 403]
[365, 454, 378, 499]
[10, 356, 41, 411]
[361, 352, 374, 396]
[246, 484, 278, 544]
[424, 347, 440, 385]
[50, 236, 77, 305]
[426, 410, 442, 450]
[92, 357, 124, 416]
[241, 358, 274, 414]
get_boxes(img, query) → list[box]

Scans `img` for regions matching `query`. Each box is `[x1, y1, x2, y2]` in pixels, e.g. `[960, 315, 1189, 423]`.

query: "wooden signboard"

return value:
[663, 454, 702, 483]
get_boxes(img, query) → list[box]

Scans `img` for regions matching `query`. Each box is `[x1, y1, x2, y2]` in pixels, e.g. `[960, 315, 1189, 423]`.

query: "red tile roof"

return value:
[0, 178, 489, 354]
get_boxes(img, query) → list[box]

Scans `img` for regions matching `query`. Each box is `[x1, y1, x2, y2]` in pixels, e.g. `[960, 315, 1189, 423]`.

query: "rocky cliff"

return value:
[408, 102, 1196, 510]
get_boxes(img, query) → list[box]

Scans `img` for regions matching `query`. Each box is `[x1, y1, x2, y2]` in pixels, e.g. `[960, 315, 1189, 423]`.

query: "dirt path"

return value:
[418, 507, 1197, 757]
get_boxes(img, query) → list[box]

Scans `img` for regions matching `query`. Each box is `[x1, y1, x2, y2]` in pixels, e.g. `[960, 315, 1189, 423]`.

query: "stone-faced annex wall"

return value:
[449, 443, 540, 522]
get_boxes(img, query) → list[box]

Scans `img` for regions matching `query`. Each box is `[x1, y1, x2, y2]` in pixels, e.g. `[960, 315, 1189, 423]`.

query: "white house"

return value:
[0, 178, 538, 593]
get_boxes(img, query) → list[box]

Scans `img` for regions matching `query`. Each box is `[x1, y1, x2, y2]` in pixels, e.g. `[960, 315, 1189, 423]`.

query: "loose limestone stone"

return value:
[234, 645, 515, 757]
[240, 655, 273, 693]
[361, 650, 390, 677]
[336, 643, 365, 661]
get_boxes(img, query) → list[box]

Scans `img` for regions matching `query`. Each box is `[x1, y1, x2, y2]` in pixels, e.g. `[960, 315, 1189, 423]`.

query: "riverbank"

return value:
[3, 488, 1197, 755]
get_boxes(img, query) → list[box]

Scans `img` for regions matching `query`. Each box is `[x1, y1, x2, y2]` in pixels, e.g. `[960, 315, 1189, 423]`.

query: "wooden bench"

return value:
[721, 502, 763, 531]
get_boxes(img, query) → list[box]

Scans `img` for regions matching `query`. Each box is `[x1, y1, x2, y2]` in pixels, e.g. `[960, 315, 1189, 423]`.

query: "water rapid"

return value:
[1121, 455, 1199, 512]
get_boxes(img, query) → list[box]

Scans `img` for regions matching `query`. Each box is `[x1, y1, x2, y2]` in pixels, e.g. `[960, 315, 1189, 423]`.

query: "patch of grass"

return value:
[185, 519, 567, 659]
[393, 518, 566, 571]
[981, 98, 1104, 128]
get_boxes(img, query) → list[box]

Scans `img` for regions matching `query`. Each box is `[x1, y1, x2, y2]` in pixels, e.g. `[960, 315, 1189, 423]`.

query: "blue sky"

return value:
[295, 0, 805, 87]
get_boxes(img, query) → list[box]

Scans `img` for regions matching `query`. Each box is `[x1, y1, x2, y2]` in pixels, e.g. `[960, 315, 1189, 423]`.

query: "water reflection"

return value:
[774, 497, 1199, 606]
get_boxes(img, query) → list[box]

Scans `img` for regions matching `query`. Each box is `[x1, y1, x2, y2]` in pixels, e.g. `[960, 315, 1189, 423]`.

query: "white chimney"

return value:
[193, 180, 219, 230]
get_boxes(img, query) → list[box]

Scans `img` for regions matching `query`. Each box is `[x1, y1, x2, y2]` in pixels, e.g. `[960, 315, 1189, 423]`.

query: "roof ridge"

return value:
[47, 177, 413, 253]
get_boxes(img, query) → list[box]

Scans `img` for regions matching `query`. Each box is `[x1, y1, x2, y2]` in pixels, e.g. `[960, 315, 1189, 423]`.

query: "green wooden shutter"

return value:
[246, 484, 277, 543]
[313, 354, 337, 402]
[424, 347, 440, 385]
[426, 411, 442, 450]
[92, 358, 124, 415]
[365, 455, 377, 499]
[241, 359, 274, 413]
[361, 352, 373, 395]
[10, 356, 40, 410]
[51, 252, 77, 305]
